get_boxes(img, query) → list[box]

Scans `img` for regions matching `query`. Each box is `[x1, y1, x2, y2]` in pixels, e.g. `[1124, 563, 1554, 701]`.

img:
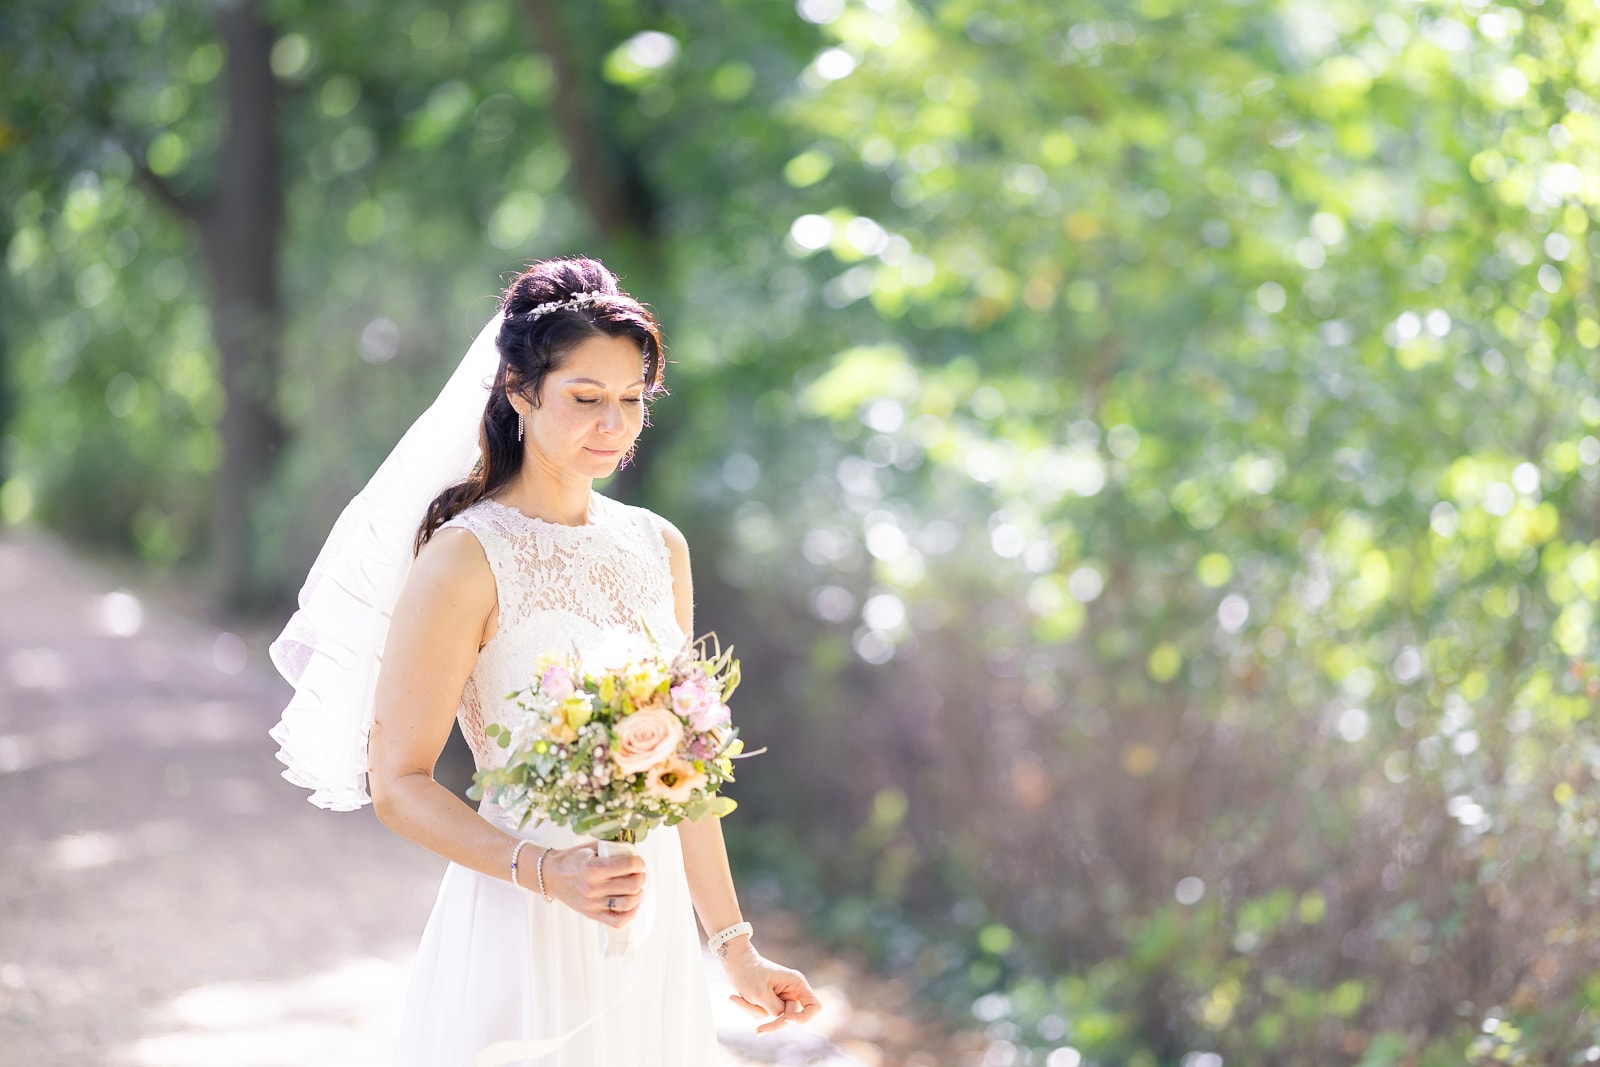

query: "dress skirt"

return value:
[394, 812, 718, 1067]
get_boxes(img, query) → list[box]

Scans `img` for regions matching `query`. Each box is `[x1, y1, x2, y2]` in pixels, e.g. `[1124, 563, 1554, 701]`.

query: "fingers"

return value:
[741, 981, 786, 1022]
[544, 845, 650, 924]
[593, 869, 648, 892]
[588, 885, 644, 920]
[728, 995, 768, 1018]
[597, 905, 640, 928]
[572, 851, 647, 922]
[582, 855, 646, 893]
[582, 875, 643, 908]
[732, 969, 823, 1034]
[590, 851, 647, 876]
[755, 1001, 811, 1034]
[777, 977, 822, 1019]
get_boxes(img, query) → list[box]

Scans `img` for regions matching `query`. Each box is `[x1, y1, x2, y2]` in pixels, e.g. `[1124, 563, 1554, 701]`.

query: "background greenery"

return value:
[6, 0, 1600, 1063]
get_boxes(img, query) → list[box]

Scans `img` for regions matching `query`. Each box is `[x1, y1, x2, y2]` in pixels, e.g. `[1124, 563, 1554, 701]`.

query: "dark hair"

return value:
[415, 256, 665, 551]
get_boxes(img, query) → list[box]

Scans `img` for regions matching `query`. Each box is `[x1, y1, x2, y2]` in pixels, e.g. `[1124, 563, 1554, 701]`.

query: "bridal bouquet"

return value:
[468, 634, 744, 844]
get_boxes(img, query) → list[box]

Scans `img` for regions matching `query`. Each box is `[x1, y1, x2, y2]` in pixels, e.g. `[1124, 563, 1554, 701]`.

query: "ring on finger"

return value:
[607, 897, 617, 912]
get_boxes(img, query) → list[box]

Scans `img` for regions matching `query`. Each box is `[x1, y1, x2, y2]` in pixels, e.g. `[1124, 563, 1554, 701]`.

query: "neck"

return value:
[498, 451, 598, 526]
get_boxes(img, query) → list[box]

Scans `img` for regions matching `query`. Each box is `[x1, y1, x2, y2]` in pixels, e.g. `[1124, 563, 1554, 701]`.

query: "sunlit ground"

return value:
[116, 957, 408, 1067]
[109, 951, 858, 1067]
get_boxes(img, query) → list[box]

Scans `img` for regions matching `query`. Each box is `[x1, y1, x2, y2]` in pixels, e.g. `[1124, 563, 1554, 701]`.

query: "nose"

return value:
[598, 400, 624, 435]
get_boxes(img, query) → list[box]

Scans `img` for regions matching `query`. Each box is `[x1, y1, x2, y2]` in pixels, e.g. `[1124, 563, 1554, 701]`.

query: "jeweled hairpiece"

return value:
[524, 291, 613, 321]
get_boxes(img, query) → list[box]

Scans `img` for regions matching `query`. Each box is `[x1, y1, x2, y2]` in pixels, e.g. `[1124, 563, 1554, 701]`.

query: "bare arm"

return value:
[659, 519, 821, 1032]
[367, 526, 644, 925]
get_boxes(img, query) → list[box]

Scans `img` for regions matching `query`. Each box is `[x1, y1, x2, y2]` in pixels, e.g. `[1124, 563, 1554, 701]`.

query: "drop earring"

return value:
[517, 411, 525, 442]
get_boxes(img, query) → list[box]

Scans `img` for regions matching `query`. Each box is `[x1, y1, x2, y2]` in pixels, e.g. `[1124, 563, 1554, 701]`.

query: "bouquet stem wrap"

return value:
[596, 833, 654, 959]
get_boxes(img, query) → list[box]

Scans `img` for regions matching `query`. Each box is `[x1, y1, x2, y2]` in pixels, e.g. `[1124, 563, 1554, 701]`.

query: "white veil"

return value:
[268, 313, 504, 810]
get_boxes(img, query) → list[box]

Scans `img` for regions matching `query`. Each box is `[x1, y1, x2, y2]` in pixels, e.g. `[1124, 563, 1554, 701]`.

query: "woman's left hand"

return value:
[720, 940, 823, 1034]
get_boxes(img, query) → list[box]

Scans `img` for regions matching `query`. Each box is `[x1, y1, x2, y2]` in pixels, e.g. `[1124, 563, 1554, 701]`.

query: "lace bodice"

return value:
[439, 493, 684, 772]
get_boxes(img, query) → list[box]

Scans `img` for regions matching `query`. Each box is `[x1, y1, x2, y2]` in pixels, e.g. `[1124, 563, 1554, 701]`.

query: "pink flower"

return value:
[671, 675, 730, 731]
[646, 756, 708, 804]
[540, 665, 575, 701]
[611, 706, 684, 776]
[692, 702, 731, 732]
[669, 676, 708, 717]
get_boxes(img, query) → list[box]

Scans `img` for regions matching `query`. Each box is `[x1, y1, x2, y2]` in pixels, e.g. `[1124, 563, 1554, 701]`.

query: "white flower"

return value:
[581, 630, 650, 676]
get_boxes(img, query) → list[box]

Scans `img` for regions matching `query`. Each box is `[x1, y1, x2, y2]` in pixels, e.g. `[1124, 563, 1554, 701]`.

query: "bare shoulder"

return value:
[653, 513, 690, 560]
[408, 525, 496, 605]
[635, 509, 694, 629]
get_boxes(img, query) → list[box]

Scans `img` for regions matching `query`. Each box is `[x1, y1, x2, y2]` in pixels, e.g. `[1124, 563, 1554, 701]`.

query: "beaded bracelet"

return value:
[536, 846, 554, 903]
[509, 839, 530, 890]
[708, 920, 754, 957]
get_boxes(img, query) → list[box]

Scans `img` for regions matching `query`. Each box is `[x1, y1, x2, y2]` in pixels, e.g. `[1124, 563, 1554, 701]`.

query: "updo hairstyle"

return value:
[415, 256, 664, 550]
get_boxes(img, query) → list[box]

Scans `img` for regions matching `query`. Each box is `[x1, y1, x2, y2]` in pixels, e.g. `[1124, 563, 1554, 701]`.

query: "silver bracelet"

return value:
[536, 846, 554, 903]
[509, 839, 530, 890]
[708, 920, 753, 956]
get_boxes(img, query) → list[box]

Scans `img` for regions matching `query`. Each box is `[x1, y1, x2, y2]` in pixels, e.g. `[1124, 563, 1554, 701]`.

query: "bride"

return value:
[269, 256, 820, 1065]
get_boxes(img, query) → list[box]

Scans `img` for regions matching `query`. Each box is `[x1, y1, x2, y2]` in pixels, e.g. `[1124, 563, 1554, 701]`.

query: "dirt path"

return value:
[0, 530, 885, 1066]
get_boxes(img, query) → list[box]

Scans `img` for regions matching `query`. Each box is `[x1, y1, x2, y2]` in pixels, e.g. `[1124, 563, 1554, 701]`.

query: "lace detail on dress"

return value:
[459, 676, 489, 766]
[438, 493, 683, 777]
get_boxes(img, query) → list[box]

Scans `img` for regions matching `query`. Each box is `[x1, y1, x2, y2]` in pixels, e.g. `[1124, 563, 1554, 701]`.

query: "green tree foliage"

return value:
[6, 0, 1600, 1061]
[705, 1, 1600, 1062]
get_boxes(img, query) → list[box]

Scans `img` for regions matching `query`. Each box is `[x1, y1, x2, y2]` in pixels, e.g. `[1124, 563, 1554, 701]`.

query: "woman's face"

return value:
[520, 333, 648, 479]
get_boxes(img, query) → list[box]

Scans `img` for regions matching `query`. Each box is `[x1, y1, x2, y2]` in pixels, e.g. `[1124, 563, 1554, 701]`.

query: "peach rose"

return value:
[646, 756, 708, 804]
[611, 706, 684, 776]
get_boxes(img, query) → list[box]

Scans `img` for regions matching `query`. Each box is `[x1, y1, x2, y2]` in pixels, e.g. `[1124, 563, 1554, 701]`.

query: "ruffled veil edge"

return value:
[267, 313, 504, 810]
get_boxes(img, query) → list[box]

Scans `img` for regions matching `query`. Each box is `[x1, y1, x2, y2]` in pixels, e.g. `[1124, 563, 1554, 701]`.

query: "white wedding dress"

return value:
[394, 492, 718, 1066]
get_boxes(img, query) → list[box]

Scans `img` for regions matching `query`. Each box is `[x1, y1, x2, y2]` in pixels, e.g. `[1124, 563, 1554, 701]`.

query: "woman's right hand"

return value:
[542, 844, 647, 927]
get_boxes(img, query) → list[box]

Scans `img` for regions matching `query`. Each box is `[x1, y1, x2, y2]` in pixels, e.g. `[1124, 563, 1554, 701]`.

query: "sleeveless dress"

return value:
[394, 492, 719, 1067]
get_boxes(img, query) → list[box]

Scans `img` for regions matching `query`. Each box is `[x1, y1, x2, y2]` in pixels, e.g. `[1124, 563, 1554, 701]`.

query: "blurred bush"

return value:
[6, 0, 1600, 1062]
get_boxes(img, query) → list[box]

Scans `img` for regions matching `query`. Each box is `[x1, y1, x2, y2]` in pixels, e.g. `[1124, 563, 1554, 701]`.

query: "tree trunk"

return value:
[520, 0, 649, 243]
[201, 0, 284, 610]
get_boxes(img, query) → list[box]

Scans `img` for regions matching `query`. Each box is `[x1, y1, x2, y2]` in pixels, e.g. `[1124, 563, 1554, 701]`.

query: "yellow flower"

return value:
[598, 675, 620, 709]
[624, 663, 670, 707]
[714, 735, 742, 777]
[561, 693, 594, 731]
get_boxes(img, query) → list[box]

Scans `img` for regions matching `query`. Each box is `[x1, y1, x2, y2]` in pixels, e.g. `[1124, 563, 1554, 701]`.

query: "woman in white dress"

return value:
[270, 257, 819, 1066]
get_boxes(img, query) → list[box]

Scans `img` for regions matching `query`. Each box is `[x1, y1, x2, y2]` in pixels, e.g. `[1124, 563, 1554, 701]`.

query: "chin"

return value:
[580, 449, 628, 475]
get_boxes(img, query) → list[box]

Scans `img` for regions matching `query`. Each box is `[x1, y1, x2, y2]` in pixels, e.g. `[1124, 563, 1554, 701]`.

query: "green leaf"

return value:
[572, 812, 623, 839]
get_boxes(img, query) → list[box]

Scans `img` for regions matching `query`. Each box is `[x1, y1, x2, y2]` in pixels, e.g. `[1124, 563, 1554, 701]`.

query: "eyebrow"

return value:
[564, 377, 646, 387]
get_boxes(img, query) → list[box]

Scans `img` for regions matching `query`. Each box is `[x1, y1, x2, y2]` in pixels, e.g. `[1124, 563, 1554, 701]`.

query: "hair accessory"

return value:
[708, 920, 754, 956]
[510, 838, 530, 889]
[536, 846, 554, 902]
[524, 291, 612, 321]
